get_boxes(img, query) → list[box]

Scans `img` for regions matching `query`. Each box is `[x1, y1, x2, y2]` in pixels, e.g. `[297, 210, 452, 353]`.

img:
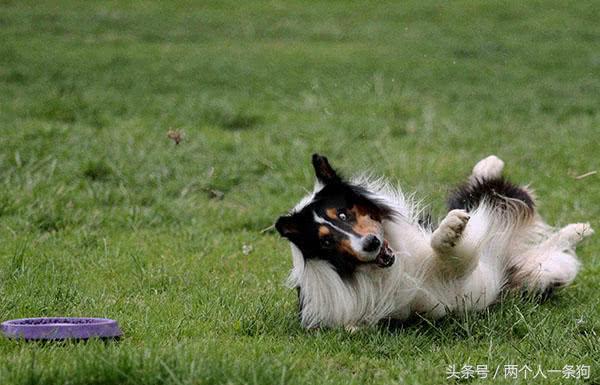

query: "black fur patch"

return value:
[447, 177, 534, 214]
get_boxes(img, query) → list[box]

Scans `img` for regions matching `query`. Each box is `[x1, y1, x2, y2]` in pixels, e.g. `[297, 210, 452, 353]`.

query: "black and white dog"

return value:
[276, 154, 593, 330]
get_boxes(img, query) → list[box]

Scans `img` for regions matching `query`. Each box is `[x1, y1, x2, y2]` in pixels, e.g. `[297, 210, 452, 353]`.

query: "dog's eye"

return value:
[321, 237, 334, 248]
[338, 212, 347, 221]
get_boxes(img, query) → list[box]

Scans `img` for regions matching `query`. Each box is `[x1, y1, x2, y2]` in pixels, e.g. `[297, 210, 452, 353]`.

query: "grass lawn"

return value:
[0, 1, 599, 384]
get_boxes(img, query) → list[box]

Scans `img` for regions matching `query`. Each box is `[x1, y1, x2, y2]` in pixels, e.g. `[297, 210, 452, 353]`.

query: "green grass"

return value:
[0, 1, 599, 384]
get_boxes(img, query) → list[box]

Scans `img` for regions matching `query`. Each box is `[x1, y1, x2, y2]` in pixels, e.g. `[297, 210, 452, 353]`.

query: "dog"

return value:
[275, 154, 593, 330]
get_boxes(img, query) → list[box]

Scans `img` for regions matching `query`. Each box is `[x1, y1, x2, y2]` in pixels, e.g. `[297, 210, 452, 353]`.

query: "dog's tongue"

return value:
[375, 240, 395, 268]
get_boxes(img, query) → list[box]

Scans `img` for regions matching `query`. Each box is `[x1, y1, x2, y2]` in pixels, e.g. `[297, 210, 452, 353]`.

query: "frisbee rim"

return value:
[1, 317, 122, 340]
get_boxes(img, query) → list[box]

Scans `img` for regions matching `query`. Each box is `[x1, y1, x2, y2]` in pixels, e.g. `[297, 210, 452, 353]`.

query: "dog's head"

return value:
[276, 154, 396, 276]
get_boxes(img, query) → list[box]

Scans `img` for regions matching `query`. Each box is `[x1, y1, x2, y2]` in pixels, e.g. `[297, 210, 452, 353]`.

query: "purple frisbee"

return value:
[1, 317, 122, 340]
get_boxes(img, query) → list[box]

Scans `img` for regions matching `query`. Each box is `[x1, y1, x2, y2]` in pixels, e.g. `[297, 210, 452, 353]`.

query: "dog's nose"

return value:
[363, 235, 381, 252]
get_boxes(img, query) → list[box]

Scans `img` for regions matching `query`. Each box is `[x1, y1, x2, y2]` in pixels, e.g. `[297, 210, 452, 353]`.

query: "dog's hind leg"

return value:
[448, 155, 535, 222]
[509, 223, 594, 293]
[471, 155, 504, 181]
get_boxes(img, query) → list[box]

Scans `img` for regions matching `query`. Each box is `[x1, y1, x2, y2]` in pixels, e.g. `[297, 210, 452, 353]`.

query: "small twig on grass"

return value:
[574, 170, 597, 180]
[167, 130, 184, 145]
[261, 224, 275, 233]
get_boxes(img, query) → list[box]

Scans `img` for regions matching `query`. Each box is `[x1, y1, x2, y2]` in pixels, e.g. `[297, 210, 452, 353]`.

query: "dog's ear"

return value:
[312, 153, 340, 184]
[275, 214, 301, 240]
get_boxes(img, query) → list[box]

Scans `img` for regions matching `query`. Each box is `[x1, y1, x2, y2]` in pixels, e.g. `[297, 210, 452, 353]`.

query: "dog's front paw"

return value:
[432, 209, 470, 252]
[344, 325, 361, 334]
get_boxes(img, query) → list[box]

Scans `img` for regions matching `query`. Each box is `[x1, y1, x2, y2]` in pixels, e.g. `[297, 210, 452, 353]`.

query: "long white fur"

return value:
[286, 156, 593, 329]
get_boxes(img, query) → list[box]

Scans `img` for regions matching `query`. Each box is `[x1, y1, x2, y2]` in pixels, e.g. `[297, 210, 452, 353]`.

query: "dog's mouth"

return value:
[374, 240, 395, 268]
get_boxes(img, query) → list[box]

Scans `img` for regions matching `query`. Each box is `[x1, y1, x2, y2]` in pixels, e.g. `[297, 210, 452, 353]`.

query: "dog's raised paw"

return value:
[472, 155, 505, 180]
[432, 209, 470, 250]
[445, 209, 470, 230]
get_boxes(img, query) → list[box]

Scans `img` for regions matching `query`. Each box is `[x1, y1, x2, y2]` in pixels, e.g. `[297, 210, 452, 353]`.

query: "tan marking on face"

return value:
[339, 239, 361, 259]
[349, 205, 382, 236]
[318, 226, 330, 237]
[325, 208, 338, 220]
